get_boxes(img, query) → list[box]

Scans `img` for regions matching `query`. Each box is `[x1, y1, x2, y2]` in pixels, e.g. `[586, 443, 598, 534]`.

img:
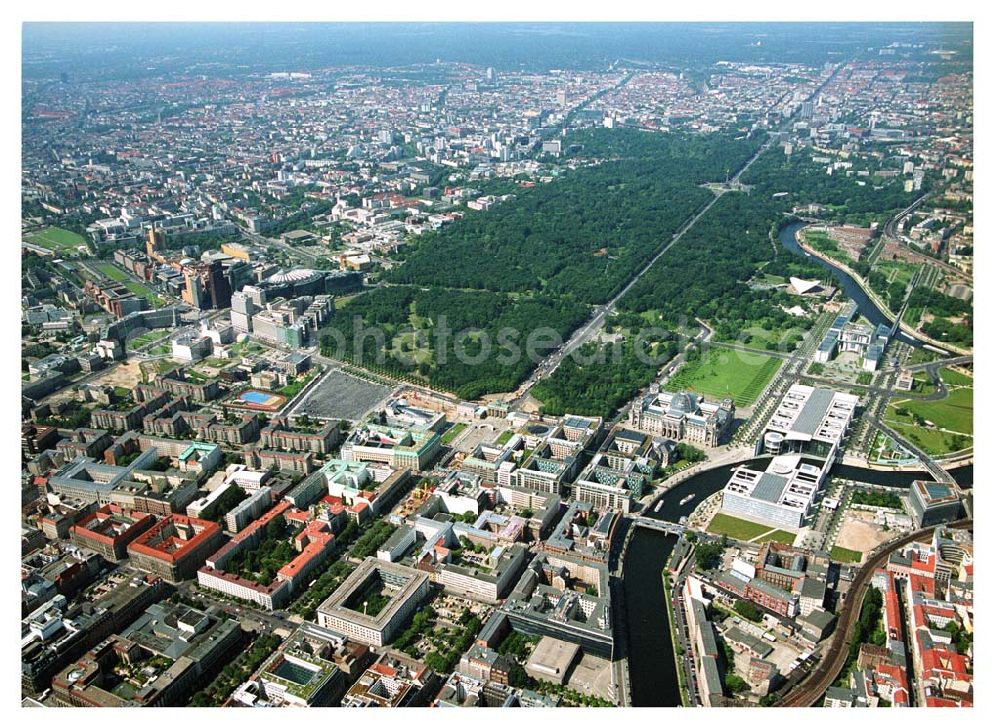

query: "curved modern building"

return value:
[258, 267, 362, 300]
[763, 431, 785, 455]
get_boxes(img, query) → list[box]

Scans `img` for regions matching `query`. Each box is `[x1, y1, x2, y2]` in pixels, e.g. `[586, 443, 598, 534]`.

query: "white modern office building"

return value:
[726, 385, 860, 531]
[761, 384, 858, 466]
[720, 455, 825, 531]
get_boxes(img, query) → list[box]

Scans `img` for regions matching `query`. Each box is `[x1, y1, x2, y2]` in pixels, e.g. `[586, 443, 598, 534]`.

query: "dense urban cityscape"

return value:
[20, 22, 973, 709]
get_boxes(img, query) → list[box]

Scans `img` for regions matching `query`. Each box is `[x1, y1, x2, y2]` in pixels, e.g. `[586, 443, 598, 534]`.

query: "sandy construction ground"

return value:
[46, 360, 144, 407]
[97, 360, 145, 388]
[835, 514, 898, 554]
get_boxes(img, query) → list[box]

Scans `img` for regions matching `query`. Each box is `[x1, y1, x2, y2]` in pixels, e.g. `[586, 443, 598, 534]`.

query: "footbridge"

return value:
[631, 516, 685, 536]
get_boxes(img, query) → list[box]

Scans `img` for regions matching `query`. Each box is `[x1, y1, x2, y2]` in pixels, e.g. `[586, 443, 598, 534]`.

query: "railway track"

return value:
[777, 517, 973, 706]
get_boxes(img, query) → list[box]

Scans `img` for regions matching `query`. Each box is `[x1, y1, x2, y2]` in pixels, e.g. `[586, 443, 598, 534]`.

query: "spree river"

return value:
[620, 457, 972, 705]
[622, 528, 681, 706]
[620, 220, 970, 704]
[777, 220, 927, 350]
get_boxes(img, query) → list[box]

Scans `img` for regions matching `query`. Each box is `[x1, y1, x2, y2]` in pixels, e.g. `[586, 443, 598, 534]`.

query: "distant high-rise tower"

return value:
[146, 227, 165, 258]
[231, 286, 263, 333]
[183, 260, 232, 311]
[486, 67, 496, 83]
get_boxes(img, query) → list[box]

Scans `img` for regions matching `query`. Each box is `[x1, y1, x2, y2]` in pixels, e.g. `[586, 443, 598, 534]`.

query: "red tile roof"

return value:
[127, 514, 220, 564]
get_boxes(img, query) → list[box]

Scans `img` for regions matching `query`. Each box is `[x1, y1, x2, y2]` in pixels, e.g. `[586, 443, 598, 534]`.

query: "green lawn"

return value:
[668, 348, 781, 407]
[887, 423, 971, 457]
[830, 545, 863, 563]
[726, 326, 808, 353]
[938, 367, 972, 387]
[894, 387, 972, 435]
[277, 373, 315, 398]
[95, 262, 128, 282]
[230, 341, 266, 357]
[874, 258, 921, 289]
[803, 230, 853, 266]
[24, 226, 88, 254]
[122, 280, 161, 304]
[708, 513, 776, 542]
[909, 372, 935, 395]
[441, 422, 467, 445]
[867, 431, 917, 465]
[127, 330, 171, 350]
[754, 529, 797, 545]
[886, 382, 973, 457]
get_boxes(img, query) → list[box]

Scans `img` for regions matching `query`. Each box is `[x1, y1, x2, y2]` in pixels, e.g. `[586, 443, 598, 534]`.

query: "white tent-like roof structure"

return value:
[789, 276, 822, 295]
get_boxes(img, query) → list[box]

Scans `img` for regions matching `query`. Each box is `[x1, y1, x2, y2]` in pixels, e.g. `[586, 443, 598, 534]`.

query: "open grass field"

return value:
[126, 329, 171, 351]
[888, 423, 971, 457]
[23, 226, 88, 254]
[751, 529, 797, 545]
[887, 378, 972, 456]
[717, 323, 808, 353]
[708, 512, 779, 542]
[874, 258, 921, 289]
[122, 280, 160, 304]
[85, 260, 158, 302]
[891, 387, 972, 435]
[938, 367, 972, 387]
[908, 386, 972, 433]
[886, 388, 972, 455]
[441, 422, 467, 445]
[95, 262, 128, 282]
[668, 347, 781, 407]
[802, 230, 853, 266]
[830, 545, 863, 563]
[908, 372, 935, 395]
